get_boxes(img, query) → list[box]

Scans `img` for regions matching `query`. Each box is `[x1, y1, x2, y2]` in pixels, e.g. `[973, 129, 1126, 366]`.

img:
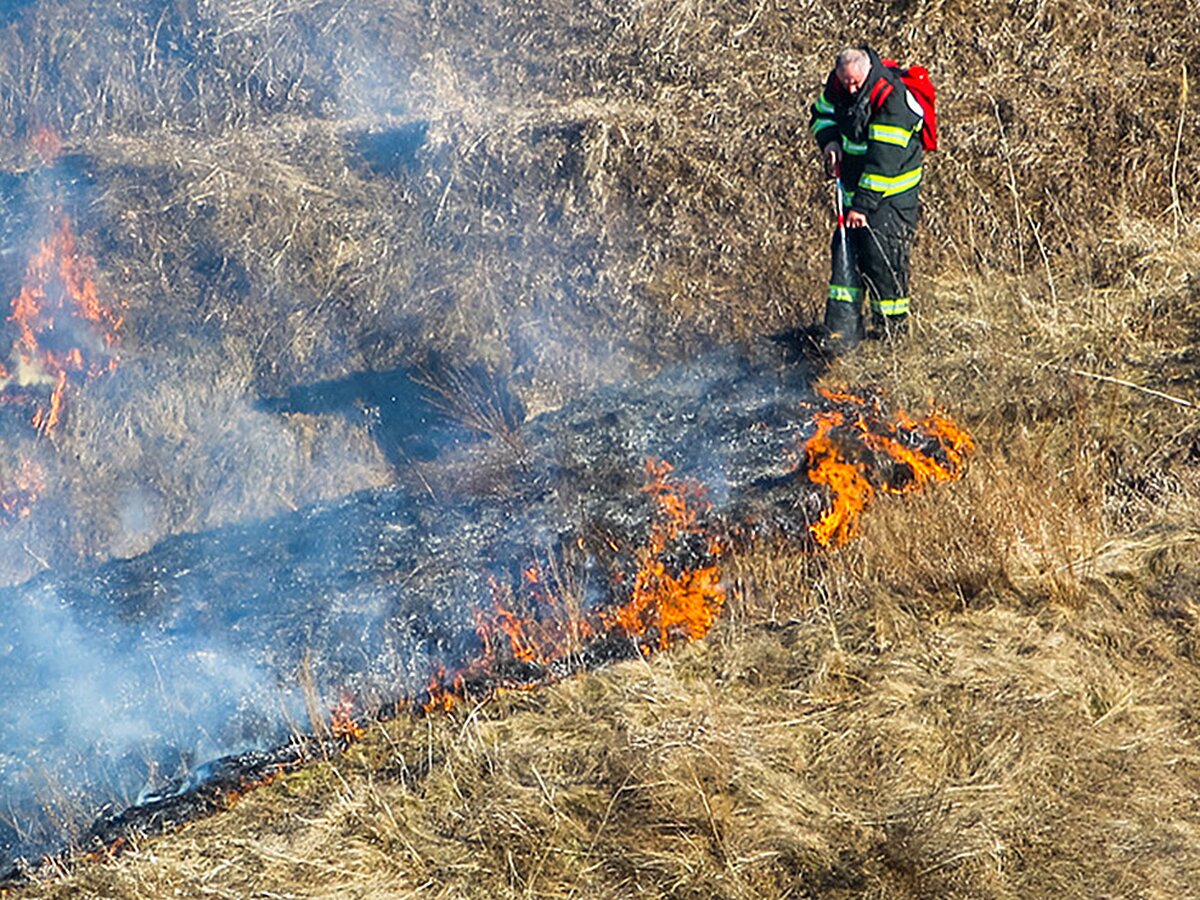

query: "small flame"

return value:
[479, 587, 543, 664]
[477, 558, 600, 669]
[330, 693, 365, 744]
[420, 666, 462, 715]
[2, 215, 122, 435]
[221, 768, 289, 810]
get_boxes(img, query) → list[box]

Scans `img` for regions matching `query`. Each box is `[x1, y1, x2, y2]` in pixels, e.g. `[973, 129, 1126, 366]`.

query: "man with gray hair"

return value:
[809, 45, 927, 352]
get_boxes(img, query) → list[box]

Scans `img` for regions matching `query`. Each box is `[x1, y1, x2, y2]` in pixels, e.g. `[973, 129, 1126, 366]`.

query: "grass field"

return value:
[2, 0, 1199, 896]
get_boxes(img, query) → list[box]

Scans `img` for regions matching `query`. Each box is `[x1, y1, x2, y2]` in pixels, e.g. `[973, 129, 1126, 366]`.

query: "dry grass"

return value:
[20, 540, 1200, 897]
[0, 0, 1194, 574]
[17, 240, 1200, 896]
[1, 0, 1199, 894]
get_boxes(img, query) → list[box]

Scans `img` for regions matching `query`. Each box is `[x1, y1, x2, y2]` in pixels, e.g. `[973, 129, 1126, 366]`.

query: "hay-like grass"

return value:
[0, 0, 1199, 894]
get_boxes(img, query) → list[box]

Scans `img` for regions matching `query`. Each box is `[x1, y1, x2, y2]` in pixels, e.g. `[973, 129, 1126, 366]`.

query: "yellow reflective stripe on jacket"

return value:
[858, 165, 922, 197]
[810, 117, 836, 135]
[868, 123, 914, 147]
[828, 284, 864, 304]
[871, 297, 910, 315]
[815, 95, 835, 115]
[841, 136, 867, 156]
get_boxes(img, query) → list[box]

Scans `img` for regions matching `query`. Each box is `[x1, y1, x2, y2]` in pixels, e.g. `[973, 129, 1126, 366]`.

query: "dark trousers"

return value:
[824, 201, 918, 341]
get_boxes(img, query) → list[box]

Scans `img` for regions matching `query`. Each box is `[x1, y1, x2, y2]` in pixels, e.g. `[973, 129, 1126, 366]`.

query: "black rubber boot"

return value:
[822, 299, 864, 354]
[822, 224, 864, 354]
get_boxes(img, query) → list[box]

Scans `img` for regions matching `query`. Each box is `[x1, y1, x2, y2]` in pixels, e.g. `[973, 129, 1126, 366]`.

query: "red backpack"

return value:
[880, 59, 938, 151]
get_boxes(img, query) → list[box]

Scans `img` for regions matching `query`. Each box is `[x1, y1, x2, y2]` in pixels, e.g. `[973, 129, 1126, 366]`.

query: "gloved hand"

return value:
[822, 142, 842, 179]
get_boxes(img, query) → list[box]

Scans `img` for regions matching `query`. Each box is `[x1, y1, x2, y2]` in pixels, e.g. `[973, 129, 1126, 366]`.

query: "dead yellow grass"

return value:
[21, 566, 1200, 897]
[2, 0, 1196, 573]
[1, 0, 1199, 894]
[18, 245, 1200, 896]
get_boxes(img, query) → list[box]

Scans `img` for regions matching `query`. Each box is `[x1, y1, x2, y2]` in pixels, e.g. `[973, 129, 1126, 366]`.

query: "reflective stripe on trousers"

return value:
[871, 296, 910, 315]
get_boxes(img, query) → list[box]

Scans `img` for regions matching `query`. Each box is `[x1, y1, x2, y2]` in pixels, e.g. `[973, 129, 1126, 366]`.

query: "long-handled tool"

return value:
[834, 177, 847, 261]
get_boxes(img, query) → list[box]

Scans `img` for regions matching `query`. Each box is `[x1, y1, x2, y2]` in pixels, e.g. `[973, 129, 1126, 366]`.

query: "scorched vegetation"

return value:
[2, 0, 1199, 897]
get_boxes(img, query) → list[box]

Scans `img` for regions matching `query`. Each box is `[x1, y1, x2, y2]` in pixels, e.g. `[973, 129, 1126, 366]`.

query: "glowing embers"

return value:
[0, 457, 43, 523]
[1, 215, 122, 435]
[803, 387, 975, 547]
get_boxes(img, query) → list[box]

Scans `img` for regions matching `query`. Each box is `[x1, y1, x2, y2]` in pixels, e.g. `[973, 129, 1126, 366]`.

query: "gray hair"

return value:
[835, 48, 869, 78]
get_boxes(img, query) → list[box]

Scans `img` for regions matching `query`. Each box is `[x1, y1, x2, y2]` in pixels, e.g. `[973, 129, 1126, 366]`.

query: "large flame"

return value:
[409, 390, 973, 715]
[2, 215, 122, 435]
[804, 388, 975, 547]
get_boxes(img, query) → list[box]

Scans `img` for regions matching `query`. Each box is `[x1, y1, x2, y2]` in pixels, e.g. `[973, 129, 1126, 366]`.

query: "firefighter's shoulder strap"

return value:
[877, 59, 938, 151]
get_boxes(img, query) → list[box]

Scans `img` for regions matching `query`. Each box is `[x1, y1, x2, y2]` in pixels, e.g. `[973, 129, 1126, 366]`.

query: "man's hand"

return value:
[822, 142, 842, 179]
[845, 210, 868, 228]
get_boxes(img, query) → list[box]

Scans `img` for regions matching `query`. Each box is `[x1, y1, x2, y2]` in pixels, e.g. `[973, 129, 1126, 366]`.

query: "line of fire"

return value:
[0, 154, 972, 886]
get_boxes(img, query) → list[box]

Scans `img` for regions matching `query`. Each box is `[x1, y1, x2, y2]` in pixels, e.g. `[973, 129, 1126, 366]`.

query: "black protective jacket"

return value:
[809, 47, 925, 215]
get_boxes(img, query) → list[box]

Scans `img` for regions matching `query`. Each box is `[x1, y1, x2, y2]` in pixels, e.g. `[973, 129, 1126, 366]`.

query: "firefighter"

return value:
[810, 46, 925, 352]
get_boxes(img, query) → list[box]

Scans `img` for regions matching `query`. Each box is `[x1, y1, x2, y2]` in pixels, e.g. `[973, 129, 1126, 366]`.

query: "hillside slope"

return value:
[1, 0, 1199, 896]
[0, 0, 1192, 579]
[16, 248, 1200, 896]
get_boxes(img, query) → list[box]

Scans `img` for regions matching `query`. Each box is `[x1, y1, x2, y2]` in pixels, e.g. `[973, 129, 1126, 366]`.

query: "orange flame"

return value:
[805, 409, 875, 546]
[421, 666, 462, 715]
[417, 458, 728, 712]
[221, 767, 289, 810]
[477, 558, 600, 669]
[330, 693, 365, 744]
[605, 459, 726, 650]
[479, 588, 542, 664]
[804, 388, 974, 547]
[3, 215, 122, 435]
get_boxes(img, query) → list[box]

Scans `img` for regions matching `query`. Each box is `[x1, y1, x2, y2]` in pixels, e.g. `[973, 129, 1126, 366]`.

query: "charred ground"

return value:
[0, 0, 1199, 896]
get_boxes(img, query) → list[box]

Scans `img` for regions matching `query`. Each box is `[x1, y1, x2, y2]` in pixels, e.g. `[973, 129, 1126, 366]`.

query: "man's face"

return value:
[837, 63, 867, 95]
